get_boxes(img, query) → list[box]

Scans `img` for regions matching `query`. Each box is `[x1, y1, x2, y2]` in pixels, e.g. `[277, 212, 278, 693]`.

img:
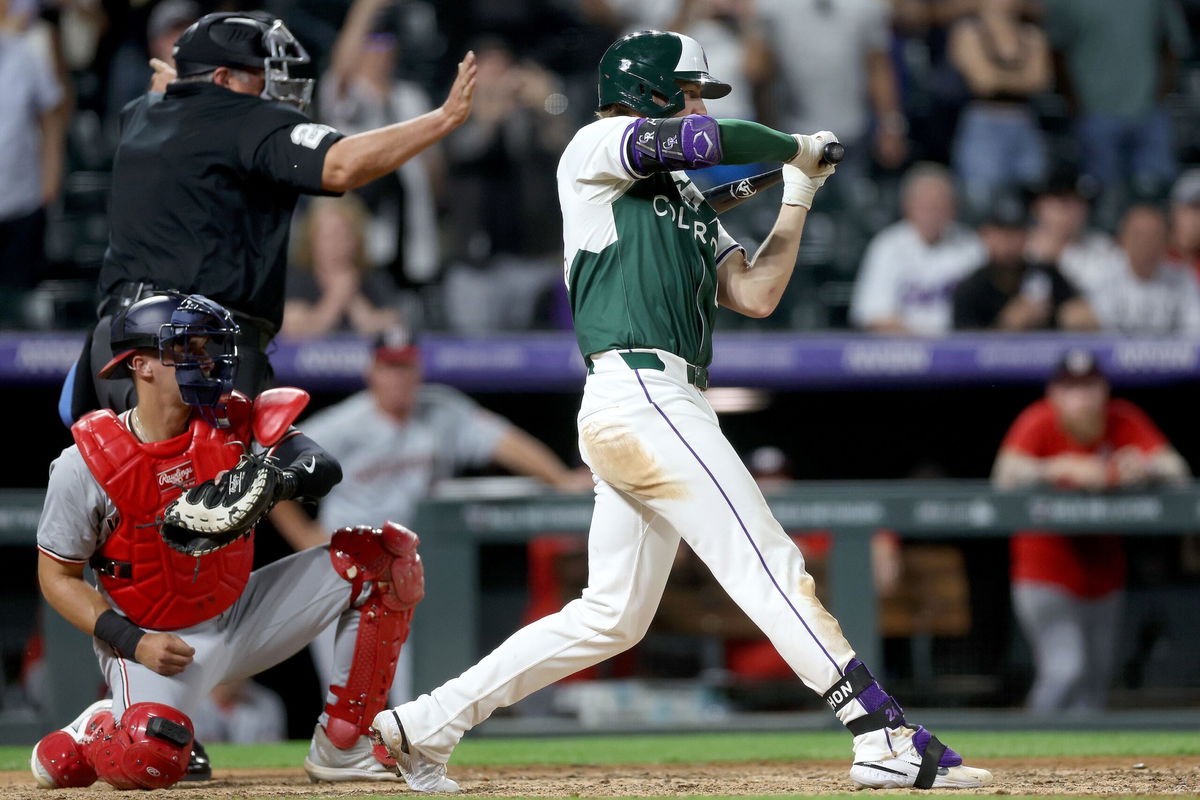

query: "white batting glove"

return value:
[782, 165, 825, 209]
[788, 130, 840, 177]
[783, 130, 838, 208]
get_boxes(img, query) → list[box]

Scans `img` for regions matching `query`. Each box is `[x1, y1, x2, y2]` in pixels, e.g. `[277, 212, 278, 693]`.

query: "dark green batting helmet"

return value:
[597, 30, 731, 118]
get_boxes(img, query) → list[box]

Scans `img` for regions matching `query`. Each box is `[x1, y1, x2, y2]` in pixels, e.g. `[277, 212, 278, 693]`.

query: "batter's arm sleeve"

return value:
[714, 120, 799, 164]
[269, 430, 343, 500]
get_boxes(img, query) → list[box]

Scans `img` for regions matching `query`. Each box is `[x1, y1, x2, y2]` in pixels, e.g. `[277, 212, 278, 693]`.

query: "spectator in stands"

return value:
[282, 195, 405, 338]
[947, 0, 1050, 216]
[850, 162, 984, 334]
[439, 36, 572, 332]
[992, 349, 1190, 714]
[107, 0, 199, 116]
[1025, 166, 1121, 298]
[952, 192, 1097, 331]
[1167, 168, 1200, 277]
[1087, 205, 1200, 335]
[270, 326, 590, 702]
[318, 0, 443, 287]
[751, 0, 908, 184]
[1041, 0, 1190, 194]
[0, 0, 66, 325]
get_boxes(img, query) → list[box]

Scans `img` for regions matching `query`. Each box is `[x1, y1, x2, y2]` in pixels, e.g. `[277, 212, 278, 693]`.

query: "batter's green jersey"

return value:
[558, 117, 745, 368]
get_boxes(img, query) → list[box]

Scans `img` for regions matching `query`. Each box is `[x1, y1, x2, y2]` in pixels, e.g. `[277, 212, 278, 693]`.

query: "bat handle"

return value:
[819, 141, 845, 167]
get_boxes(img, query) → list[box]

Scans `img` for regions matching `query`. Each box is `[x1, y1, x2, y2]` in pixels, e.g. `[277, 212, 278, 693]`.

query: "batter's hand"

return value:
[135, 633, 195, 676]
[788, 130, 839, 179]
[440, 50, 478, 128]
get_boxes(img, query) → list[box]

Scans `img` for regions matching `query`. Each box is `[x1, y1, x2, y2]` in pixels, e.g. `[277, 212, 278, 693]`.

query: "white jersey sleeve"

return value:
[560, 116, 646, 205]
[36, 445, 114, 564]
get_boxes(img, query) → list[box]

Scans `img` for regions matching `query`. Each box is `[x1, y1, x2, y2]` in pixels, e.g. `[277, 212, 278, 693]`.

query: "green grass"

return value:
[4, 730, 1198, 772]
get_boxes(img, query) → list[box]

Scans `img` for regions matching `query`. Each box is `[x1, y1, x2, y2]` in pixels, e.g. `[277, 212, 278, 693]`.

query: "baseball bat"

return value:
[703, 141, 845, 214]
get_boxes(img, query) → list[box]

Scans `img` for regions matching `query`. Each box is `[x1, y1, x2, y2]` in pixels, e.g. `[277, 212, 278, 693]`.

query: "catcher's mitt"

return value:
[160, 451, 281, 556]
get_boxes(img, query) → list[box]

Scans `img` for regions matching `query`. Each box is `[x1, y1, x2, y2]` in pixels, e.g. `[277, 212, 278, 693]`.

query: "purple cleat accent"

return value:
[912, 725, 963, 768]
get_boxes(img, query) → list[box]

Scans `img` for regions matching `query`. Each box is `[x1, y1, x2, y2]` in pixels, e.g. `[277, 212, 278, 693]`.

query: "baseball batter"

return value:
[372, 31, 991, 792]
[32, 293, 423, 790]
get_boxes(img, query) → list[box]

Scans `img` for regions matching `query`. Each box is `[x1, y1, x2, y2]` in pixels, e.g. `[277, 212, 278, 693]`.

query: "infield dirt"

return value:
[3, 756, 1199, 798]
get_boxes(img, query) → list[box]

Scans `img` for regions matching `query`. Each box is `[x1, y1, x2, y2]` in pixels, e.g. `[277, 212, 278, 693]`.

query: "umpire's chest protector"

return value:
[72, 410, 254, 631]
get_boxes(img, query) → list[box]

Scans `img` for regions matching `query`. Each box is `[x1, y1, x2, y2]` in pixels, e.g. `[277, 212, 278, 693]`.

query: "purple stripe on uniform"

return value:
[715, 244, 743, 265]
[630, 368, 842, 673]
[620, 122, 644, 179]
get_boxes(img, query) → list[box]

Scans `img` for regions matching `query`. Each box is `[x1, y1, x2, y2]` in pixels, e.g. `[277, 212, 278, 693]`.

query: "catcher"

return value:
[32, 292, 422, 789]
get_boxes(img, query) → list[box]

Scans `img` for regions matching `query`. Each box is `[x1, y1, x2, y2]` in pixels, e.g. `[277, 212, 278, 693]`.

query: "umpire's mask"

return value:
[174, 11, 314, 110]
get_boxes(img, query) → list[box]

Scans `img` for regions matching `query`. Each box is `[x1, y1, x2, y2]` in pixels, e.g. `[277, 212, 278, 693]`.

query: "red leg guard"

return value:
[32, 731, 98, 788]
[85, 702, 193, 790]
[325, 521, 424, 751]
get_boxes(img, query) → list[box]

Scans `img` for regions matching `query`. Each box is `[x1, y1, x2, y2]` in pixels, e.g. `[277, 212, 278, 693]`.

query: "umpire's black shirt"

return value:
[99, 82, 344, 332]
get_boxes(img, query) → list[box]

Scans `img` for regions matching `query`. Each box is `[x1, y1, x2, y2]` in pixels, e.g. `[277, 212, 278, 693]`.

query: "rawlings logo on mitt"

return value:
[159, 452, 281, 556]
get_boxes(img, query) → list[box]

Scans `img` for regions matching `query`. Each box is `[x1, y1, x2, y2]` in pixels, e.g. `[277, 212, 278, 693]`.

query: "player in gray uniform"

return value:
[32, 293, 425, 789]
[372, 31, 994, 792]
[271, 328, 589, 703]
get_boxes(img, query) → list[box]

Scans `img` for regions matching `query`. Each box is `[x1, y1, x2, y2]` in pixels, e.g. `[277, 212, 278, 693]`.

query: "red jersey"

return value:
[1000, 398, 1169, 598]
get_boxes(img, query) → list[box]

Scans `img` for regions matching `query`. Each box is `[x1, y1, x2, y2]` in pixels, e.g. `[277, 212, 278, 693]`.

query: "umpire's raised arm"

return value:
[320, 51, 477, 193]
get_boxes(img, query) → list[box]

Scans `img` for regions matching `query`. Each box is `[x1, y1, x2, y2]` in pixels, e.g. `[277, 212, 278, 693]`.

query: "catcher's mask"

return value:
[97, 292, 240, 427]
[597, 30, 731, 118]
[173, 11, 313, 110]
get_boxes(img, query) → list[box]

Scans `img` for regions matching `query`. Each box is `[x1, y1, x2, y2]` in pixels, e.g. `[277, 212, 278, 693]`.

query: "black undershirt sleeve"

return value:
[272, 430, 342, 500]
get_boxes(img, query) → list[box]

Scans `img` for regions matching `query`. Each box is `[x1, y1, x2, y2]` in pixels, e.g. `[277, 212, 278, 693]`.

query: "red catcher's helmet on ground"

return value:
[597, 30, 731, 118]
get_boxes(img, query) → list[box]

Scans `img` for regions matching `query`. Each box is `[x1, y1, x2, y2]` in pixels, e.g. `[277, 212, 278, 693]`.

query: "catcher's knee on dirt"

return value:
[85, 702, 194, 790]
[324, 521, 425, 748]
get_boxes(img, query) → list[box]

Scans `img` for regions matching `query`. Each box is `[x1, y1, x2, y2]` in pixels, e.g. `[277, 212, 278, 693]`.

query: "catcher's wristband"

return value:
[94, 609, 146, 658]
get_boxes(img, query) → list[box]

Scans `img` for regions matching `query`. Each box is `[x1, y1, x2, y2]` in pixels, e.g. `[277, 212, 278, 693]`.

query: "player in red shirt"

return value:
[991, 349, 1189, 712]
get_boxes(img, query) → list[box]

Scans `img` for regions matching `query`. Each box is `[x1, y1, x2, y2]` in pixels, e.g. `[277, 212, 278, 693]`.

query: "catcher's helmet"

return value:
[173, 11, 313, 109]
[98, 293, 240, 426]
[597, 30, 731, 118]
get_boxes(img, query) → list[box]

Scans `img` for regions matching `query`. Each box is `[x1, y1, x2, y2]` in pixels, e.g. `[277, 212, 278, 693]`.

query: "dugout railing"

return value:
[2, 482, 1199, 743]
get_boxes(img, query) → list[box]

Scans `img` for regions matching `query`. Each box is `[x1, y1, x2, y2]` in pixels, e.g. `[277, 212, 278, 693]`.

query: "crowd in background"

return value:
[3, 0, 1199, 334]
[3, 0, 1200, 735]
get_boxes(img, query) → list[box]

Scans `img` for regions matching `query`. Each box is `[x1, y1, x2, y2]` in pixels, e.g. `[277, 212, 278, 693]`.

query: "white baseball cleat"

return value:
[849, 725, 992, 789]
[303, 723, 404, 782]
[369, 708, 459, 792]
[30, 698, 112, 788]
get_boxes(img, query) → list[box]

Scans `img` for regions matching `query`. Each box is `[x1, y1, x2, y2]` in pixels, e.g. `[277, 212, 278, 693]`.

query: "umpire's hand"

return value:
[136, 633, 195, 676]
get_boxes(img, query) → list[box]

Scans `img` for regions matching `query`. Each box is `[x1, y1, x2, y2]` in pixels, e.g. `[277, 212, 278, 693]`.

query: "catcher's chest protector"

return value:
[72, 410, 254, 631]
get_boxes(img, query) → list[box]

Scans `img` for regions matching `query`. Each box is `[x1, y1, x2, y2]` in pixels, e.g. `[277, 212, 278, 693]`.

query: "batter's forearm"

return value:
[721, 204, 807, 318]
[321, 110, 456, 193]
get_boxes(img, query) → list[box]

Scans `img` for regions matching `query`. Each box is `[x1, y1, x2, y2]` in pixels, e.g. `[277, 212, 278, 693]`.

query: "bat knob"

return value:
[820, 141, 845, 166]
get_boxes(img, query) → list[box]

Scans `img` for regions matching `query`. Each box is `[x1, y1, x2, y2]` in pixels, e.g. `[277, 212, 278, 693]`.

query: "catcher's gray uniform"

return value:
[36, 411, 366, 721]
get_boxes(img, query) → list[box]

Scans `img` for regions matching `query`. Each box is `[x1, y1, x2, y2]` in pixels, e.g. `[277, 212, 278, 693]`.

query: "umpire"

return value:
[62, 10, 477, 422]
